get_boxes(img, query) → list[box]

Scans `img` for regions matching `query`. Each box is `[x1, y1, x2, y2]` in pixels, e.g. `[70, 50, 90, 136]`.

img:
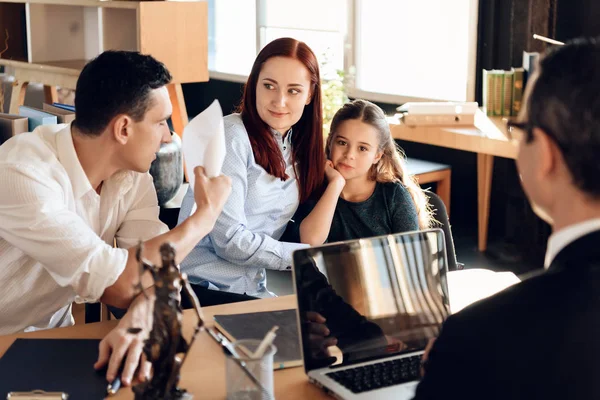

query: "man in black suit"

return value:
[414, 37, 600, 399]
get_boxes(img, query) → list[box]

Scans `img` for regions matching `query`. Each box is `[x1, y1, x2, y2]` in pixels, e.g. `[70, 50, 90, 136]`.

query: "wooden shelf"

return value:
[1, 0, 139, 10]
[0, 0, 208, 84]
[0, 58, 81, 79]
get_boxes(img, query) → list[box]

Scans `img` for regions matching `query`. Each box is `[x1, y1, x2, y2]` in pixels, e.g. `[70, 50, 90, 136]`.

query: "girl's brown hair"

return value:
[326, 99, 432, 228]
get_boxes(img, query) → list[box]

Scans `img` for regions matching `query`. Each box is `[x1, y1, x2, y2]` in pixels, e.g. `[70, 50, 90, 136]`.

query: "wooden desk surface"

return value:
[0, 296, 325, 400]
[390, 110, 518, 160]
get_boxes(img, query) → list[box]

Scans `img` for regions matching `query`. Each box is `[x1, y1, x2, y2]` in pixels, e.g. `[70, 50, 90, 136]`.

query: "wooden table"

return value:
[0, 270, 519, 398]
[0, 295, 324, 400]
[390, 111, 518, 252]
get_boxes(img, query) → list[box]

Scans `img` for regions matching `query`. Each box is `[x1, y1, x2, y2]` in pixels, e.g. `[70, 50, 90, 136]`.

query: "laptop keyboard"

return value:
[326, 355, 422, 393]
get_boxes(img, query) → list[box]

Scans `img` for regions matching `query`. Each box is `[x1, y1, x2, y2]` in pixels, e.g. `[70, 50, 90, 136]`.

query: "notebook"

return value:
[42, 103, 75, 124]
[18, 106, 58, 131]
[51, 103, 76, 113]
[0, 339, 107, 398]
[213, 309, 302, 369]
[0, 113, 28, 145]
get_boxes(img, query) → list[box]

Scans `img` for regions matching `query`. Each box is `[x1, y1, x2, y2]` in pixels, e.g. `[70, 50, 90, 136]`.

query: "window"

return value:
[351, 0, 479, 102]
[208, 0, 256, 80]
[209, 0, 347, 81]
[258, 0, 347, 77]
[209, 0, 479, 103]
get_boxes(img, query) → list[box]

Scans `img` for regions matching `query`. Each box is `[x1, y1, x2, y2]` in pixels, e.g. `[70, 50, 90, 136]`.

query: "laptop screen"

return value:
[292, 229, 450, 372]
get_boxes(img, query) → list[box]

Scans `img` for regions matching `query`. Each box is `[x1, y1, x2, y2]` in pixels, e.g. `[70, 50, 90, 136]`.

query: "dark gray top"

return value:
[327, 181, 419, 243]
[283, 181, 419, 244]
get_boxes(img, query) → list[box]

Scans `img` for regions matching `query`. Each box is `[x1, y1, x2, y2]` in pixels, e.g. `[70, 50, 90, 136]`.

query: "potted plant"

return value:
[320, 49, 352, 137]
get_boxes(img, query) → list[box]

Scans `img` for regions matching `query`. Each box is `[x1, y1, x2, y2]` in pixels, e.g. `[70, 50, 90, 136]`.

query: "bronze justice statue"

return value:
[130, 242, 204, 400]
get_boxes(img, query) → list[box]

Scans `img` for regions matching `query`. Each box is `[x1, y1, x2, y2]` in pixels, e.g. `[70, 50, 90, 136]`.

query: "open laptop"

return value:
[292, 229, 450, 399]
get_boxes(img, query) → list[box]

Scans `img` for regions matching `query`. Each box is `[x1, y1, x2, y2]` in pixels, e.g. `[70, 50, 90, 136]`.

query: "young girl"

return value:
[299, 99, 431, 245]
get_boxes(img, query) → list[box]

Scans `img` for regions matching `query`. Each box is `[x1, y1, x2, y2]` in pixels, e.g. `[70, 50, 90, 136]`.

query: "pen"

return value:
[252, 326, 278, 358]
[104, 362, 125, 397]
[207, 327, 271, 397]
[207, 327, 240, 357]
[107, 376, 121, 396]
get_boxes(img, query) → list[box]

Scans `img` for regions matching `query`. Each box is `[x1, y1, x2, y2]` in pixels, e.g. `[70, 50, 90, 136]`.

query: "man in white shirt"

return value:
[415, 38, 600, 399]
[0, 51, 231, 387]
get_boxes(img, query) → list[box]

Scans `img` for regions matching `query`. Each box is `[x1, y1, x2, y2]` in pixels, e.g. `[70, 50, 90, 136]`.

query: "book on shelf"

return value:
[43, 103, 75, 123]
[18, 106, 57, 131]
[482, 68, 524, 118]
[396, 102, 479, 115]
[482, 70, 494, 116]
[502, 70, 514, 117]
[51, 103, 76, 113]
[395, 102, 478, 126]
[401, 113, 475, 126]
[491, 69, 504, 117]
[511, 67, 525, 116]
[522, 51, 540, 84]
[0, 113, 29, 145]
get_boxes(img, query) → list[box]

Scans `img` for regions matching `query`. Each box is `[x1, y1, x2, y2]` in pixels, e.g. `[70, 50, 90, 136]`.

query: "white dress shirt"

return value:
[178, 114, 308, 297]
[544, 218, 600, 268]
[0, 124, 168, 334]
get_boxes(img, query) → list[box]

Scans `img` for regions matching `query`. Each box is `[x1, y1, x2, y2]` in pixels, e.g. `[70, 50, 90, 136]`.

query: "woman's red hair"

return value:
[238, 37, 325, 203]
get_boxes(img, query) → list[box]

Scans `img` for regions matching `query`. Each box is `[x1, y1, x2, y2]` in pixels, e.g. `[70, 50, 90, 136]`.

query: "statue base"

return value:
[133, 382, 193, 400]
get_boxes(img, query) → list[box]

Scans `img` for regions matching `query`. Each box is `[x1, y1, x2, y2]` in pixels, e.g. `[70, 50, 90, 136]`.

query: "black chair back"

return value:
[427, 192, 460, 271]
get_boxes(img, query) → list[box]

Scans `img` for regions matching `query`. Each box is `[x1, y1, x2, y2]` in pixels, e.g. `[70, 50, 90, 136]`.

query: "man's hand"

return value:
[306, 311, 338, 354]
[192, 166, 232, 225]
[420, 337, 437, 377]
[94, 291, 154, 386]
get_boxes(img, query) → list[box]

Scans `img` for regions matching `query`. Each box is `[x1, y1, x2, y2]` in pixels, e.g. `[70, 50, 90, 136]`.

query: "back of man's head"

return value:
[73, 51, 172, 136]
[527, 37, 600, 198]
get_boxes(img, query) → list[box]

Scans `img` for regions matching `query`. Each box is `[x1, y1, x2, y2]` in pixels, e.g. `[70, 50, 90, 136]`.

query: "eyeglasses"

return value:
[506, 119, 570, 156]
[506, 119, 532, 142]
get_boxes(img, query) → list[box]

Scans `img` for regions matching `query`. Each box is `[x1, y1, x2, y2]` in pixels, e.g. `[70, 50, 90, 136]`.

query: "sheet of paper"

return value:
[447, 268, 521, 313]
[182, 99, 226, 189]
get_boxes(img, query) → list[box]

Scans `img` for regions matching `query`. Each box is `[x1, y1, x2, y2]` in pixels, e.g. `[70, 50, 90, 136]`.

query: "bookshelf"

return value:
[0, 0, 208, 135]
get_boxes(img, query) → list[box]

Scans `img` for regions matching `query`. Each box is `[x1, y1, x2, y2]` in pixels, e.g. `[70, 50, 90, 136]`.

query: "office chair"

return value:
[427, 191, 461, 271]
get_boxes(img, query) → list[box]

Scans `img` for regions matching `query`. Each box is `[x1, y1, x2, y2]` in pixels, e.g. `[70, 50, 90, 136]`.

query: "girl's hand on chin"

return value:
[325, 160, 345, 187]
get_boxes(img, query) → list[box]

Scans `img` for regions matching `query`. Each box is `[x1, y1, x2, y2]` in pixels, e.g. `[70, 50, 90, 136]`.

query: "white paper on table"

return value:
[447, 269, 521, 314]
[182, 100, 226, 213]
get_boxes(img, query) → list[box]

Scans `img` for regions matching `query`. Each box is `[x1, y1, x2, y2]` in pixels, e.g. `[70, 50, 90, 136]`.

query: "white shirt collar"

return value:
[270, 127, 293, 143]
[55, 125, 95, 199]
[55, 125, 133, 200]
[544, 218, 600, 268]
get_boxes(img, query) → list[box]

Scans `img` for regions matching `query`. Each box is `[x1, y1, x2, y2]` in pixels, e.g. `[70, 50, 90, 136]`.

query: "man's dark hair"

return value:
[527, 37, 600, 197]
[72, 51, 172, 135]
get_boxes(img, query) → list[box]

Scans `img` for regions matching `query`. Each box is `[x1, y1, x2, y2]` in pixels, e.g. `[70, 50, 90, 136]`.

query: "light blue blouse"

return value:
[177, 113, 309, 297]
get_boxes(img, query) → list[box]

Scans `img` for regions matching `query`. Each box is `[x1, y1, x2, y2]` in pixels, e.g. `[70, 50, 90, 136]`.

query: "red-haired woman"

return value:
[178, 37, 325, 304]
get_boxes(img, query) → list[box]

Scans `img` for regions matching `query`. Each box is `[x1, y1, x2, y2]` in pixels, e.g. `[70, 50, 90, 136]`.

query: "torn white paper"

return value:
[182, 100, 227, 214]
[182, 99, 227, 189]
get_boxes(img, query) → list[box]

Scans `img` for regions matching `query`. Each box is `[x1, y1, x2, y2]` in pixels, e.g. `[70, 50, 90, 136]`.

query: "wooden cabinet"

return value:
[0, 0, 208, 133]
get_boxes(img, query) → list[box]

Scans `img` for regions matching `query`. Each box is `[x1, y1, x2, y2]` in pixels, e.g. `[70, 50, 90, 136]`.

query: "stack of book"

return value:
[396, 102, 479, 127]
[482, 68, 525, 117]
[1, 103, 75, 145]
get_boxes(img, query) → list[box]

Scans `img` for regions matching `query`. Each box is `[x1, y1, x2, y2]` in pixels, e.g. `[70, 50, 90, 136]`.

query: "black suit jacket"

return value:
[414, 229, 600, 400]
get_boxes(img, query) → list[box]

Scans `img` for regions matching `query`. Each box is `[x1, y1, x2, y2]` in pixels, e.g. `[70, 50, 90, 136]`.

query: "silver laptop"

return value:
[292, 229, 450, 400]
